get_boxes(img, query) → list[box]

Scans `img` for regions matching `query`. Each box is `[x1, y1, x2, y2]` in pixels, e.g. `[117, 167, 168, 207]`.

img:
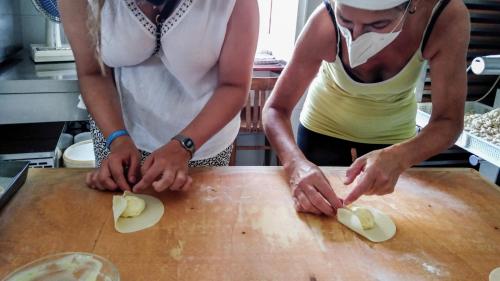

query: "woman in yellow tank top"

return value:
[263, 0, 470, 216]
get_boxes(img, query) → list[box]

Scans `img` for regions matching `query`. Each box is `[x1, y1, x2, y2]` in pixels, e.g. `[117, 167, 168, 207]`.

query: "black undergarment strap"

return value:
[152, 0, 181, 55]
[323, 0, 336, 24]
[323, 0, 341, 56]
[421, 0, 451, 52]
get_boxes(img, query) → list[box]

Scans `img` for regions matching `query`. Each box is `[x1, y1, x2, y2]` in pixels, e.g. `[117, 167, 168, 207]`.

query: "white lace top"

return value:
[94, 0, 239, 160]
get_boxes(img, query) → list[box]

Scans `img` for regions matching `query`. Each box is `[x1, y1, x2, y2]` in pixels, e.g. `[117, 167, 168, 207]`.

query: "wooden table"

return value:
[1, 167, 499, 280]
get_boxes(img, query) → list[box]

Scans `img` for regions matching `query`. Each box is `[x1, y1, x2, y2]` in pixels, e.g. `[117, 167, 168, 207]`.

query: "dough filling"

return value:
[351, 206, 375, 230]
[112, 191, 164, 233]
[337, 205, 396, 243]
[121, 195, 146, 218]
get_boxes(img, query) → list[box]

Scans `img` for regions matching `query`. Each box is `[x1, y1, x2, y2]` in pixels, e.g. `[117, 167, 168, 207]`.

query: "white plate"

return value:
[63, 140, 95, 168]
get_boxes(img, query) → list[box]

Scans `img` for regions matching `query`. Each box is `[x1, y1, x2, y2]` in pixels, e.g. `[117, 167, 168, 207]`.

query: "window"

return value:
[257, 0, 300, 61]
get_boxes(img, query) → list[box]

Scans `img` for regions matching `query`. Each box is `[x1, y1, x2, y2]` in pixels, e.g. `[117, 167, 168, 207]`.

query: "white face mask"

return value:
[336, 4, 410, 68]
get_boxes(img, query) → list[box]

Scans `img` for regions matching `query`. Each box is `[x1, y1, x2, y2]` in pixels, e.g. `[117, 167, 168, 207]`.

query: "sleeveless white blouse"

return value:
[96, 0, 239, 160]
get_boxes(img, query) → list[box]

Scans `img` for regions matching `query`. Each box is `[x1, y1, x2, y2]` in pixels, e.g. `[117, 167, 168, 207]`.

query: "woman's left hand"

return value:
[132, 140, 193, 193]
[343, 147, 408, 205]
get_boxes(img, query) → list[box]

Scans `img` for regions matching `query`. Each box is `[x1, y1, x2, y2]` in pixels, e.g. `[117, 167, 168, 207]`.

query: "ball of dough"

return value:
[120, 195, 146, 218]
[352, 206, 375, 230]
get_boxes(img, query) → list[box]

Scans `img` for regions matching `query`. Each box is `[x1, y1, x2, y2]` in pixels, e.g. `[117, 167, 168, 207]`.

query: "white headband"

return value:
[334, 0, 409, 10]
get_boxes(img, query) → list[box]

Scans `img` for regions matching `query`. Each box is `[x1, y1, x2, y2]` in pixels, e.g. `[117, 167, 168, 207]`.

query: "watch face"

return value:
[184, 138, 194, 149]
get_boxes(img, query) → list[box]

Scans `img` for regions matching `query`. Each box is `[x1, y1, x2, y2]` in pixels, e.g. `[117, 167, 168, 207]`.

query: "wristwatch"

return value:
[171, 134, 196, 158]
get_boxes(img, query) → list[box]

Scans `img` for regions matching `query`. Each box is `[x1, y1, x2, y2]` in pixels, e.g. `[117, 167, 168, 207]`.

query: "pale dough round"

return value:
[121, 195, 146, 218]
[490, 267, 500, 281]
[337, 205, 396, 243]
[112, 191, 164, 233]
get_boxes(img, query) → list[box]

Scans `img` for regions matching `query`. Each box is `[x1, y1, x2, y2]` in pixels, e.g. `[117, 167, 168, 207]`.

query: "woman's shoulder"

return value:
[297, 3, 339, 63]
[422, 0, 470, 60]
[438, 0, 470, 24]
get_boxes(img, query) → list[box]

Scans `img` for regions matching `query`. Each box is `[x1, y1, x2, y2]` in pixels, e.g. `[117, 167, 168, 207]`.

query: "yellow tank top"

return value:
[299, 0, 449, 145]
[300, 51, 426, 144]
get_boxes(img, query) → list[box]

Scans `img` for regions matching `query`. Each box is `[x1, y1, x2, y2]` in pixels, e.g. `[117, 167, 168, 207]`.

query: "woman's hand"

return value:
[343, 147, 408, 205]
[133, 140, 192, 193]
[286, 158, 344, 216]
[86, 136, 141, 191]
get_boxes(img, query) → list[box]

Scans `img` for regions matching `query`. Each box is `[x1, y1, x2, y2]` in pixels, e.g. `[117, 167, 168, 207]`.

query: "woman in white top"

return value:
[59, 0, 258, 192]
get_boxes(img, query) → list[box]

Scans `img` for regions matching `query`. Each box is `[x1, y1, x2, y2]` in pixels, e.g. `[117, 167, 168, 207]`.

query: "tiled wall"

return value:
[19, 0, 46, 49]
[0, 0, 22, 60]
[19, 0, 68, 49]
[0, 0, 68, 51]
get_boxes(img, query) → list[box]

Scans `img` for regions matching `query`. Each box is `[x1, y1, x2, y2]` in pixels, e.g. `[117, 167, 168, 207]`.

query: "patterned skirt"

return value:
[88, 117, 232, 168]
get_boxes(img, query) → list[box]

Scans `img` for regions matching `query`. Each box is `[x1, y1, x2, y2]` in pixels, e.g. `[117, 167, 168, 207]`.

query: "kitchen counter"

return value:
[1, 167, 499, 280]
[0, 53, 280, 125]
[0, 54, 78, 93]
[0, 53, 86, 124]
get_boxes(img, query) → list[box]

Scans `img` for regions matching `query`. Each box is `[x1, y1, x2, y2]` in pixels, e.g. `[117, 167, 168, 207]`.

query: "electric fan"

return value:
[31, 0, 74, 63]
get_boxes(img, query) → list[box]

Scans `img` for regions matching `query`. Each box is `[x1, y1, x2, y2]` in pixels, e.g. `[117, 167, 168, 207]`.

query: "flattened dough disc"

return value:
[490, 267, 500, 281]
[337, 206, 396, 243]
[112, 192, 164, 233]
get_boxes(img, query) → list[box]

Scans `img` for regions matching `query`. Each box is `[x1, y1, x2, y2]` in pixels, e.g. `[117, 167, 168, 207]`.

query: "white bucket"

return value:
[63, 140, 96, 168]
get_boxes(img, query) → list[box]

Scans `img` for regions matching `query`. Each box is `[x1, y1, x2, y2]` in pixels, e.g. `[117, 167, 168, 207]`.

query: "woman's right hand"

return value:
[86, 136, 141, 191]
[285, 158, 344, 216]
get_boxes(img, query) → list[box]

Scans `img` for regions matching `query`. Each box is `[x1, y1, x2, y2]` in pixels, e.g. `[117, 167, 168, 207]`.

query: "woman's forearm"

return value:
[387, 118, 463, 169]
[179, 84, 248, 149]
[79, 73, 126, 138]
[59, 0, 126, 139]
[263, 106, 306, 171]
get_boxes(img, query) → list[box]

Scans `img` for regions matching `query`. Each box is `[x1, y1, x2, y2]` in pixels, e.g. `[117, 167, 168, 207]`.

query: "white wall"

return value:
[257, 0, 299, 61]
[296, 0, 322, 38]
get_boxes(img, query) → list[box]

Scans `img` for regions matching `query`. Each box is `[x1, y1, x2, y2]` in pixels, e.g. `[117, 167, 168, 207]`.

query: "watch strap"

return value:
[171, 134, 196, 158]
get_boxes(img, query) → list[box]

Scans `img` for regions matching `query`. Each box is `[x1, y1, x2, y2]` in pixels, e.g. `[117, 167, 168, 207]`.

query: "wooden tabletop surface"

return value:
[0, 167, 499, 281]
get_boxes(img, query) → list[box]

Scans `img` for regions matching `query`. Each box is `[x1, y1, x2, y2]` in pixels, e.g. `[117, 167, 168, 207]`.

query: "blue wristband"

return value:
[106, 130, 129, 150]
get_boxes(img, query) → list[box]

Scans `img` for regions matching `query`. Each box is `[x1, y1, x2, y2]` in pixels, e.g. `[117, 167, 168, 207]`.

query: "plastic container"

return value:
[2, 252, 120, 281]
[417, 102, 499, 167]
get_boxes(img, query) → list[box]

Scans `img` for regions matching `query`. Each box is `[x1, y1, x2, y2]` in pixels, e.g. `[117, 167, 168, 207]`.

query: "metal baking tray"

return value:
[0, 161, 30, 209]
[416, 102, 500, 167]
